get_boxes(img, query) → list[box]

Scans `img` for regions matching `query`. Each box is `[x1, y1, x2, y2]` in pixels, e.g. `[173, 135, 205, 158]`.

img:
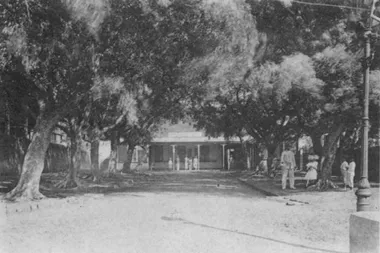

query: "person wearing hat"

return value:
[304, 155, 318, 188]
[280, 144, 296, 190]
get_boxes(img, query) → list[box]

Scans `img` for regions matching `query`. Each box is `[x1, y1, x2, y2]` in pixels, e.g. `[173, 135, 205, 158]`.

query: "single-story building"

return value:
[149, 131, 245, 170]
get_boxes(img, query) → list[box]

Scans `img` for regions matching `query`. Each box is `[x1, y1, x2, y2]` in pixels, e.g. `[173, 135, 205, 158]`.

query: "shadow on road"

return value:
[1, 171, 263, 199]
[161, 216, 347, 253]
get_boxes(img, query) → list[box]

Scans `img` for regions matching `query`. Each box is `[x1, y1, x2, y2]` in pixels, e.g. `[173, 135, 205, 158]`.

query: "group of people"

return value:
[168, 156, 199, 170]
[275, 145, 356, 190]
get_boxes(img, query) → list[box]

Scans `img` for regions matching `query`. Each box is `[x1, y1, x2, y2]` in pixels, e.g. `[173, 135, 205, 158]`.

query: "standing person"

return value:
[340, 158, 349, 190]
[193, 156, 199, 170]
[168, 157, 173, 170]
[280, 145, 296, 190]
[304, 155, 318, 188]
[347, 158, 356, 190]
[188, 157, 193, 171]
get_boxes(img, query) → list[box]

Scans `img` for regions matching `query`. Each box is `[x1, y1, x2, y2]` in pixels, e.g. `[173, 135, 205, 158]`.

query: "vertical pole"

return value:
[356, 29, 372, 212]
[227, 149, 230, 170]
[222, 144, 226, 170]
[197, 144, 201, 170]
[300, 149, 303, 171]
[172, 145, 176, 170]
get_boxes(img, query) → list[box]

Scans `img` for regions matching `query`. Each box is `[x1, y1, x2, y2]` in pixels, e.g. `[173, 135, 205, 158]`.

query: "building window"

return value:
[154, 145, 164, 162]
[200, 145, 210, 162]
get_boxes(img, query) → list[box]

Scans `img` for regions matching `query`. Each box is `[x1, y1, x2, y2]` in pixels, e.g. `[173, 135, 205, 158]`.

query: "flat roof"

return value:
[150, 136, 249, 144]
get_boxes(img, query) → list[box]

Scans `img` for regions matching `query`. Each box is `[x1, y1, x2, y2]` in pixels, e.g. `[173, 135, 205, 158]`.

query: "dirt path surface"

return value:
[0, 171, 366, 253]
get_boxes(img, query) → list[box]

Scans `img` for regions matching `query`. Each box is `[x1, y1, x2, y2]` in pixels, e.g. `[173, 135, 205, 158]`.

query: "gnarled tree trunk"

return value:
[55, 130, 82, 188]
[107, 131, 118, 175]
[90, 139, 101, 182]
[309, 124, 344, 191]
[5, 116, 57, 201]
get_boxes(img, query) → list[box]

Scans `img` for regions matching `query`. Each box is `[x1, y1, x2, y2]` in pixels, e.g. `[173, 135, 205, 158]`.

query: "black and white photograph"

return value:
[0, 0, 379, 252]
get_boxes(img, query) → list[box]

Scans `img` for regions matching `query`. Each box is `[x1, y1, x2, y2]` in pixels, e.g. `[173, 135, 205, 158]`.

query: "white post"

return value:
[300, 148, 303, 171]
[222, 144, 226, 170]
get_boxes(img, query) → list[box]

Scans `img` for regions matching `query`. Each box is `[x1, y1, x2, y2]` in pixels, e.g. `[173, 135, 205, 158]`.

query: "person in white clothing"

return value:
[193, 156, 199, 170]
[280, 145, 296, 190]
[304, 156, 318, 188]
[347, 158, 356, 190]
[168, 158, 173, 170]
[340, 158, 349, 190]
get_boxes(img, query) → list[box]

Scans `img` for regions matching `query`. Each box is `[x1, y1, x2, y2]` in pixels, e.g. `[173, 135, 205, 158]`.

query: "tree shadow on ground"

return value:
[161, 216, 347, 253]
[1, 171, 261, 199]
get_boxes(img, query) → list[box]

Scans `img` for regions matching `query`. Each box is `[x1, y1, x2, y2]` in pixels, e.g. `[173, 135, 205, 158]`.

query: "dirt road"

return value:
[1, 171, 351, 253]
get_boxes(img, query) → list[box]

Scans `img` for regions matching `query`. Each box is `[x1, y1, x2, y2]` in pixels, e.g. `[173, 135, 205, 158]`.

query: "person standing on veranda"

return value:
[347, 158, 356, 190]
[280, 145, 296, 190]
[340, 158, 349, 190]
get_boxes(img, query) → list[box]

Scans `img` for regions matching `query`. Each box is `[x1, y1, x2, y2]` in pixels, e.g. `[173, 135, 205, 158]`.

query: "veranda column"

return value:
[197, 144, 201, 170]
[172, 145, 176, 170]
[227, 149, 231, 170]
[221, 144, 226, 170]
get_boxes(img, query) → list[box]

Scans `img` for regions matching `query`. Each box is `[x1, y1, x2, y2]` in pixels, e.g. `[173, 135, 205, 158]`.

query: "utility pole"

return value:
[355, 0, 378, 211]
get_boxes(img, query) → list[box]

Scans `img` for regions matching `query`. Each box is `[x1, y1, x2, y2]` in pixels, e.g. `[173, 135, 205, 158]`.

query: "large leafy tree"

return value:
[192, 0, 380, 187]
[95, 0, 224, 171]
[194, 53, 324, 167]
[1, 0, 99, 200]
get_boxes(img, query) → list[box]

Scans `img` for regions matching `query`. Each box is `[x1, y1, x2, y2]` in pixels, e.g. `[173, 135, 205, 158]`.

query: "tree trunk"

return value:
[310, 132, 323, 157]
[5, 116, 57, 201]
[55, 130, 82, 188]
[15, 137, 28, 175]
[309, 124, 344, 191]
[122, 145, 135, 172]
[5, 99, 11, 135]
[90, 139, 101, 182]
[266, 143, 278, 175]
[107, 131, 118, 175]
[239, 138, 249, 170]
